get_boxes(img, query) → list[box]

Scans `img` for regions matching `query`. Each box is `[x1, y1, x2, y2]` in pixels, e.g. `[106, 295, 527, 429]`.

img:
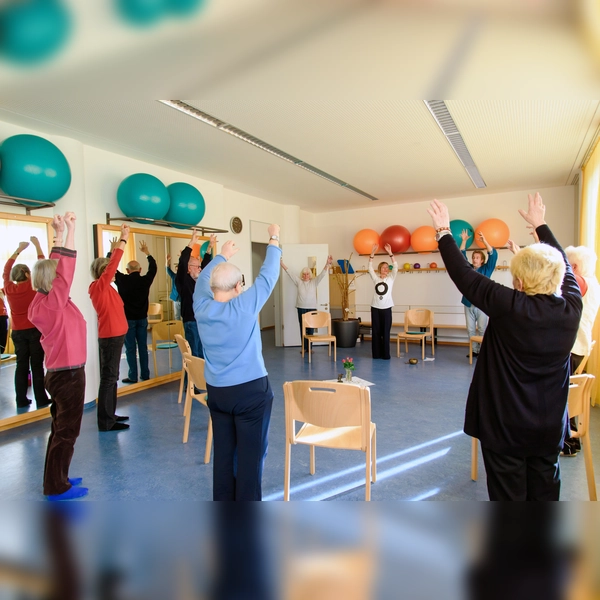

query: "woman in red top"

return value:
[3, 236, 50, 409]
[29, 212, 88, 501]
[88, 223, 130, 432]
[0, 290, 8, 355]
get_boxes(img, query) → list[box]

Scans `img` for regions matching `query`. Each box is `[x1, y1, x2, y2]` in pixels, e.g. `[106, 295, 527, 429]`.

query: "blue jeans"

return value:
[184, 320, 204, 359]
[124, 318, 150, 381]
[464, 305, 488, 352]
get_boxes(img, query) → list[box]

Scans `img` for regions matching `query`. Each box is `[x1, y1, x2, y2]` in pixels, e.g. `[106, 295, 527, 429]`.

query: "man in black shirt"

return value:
[176, 231, 215, 358]
[115, 240, 157, 383]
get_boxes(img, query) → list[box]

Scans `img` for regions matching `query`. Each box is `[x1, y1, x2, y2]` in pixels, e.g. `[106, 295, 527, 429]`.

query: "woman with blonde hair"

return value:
[428, 193, 581, 500]
[29, 212, 88, 501]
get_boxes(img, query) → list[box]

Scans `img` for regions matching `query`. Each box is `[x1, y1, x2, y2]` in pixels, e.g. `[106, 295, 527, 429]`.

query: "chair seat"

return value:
[305, 334, 336, 342]
[295, 422, 375, 450]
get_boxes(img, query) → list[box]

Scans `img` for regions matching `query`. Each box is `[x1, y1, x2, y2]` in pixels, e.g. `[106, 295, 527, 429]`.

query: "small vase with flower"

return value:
[342, 357, 355, 383]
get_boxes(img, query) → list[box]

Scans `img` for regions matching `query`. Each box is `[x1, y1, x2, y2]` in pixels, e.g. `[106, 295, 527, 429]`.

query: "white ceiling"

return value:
[0, 0, 598, 213]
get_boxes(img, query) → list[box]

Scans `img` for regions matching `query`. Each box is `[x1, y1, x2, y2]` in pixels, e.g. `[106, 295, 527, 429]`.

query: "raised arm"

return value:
[368, 244, 378, 281]
[459, 229, 469, 252]
[30, 236, 45, 259]
[3, 241, 30, 286]
[314, 255, 333, 286]
[478, 232, 493, 254]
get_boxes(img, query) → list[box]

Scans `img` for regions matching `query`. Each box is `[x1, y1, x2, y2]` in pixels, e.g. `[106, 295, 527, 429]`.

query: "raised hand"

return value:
[506, 239, 520, 255]
[208, 234, 218, 249]
[52, 214, 64, 234]
[139, 241, 149, 255]
[110, 236, 119, 251]
[326, 255, 333, 265]
[427, 199, 450, 230]
[221, 240, 240, 260]
[189, 229, 201, 247]
[64, 212, 76, 229]
[16, 241, 29, 254]
[371, 244, 378, 255]
[120, 223, 130, 242]
[268, 224, 280, 238]
[527, 225, 540, 243]
[460, 229, 469, 241]
[384, 243, 392, 255]
[30, 236, 41, 248]
[518, 192, 546, 229]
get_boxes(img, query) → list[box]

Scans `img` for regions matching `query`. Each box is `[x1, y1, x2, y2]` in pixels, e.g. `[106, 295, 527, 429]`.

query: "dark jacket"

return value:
[114, 255, 157, 321]
[176, 246, 212, 323]
[439, 225, 582, 457]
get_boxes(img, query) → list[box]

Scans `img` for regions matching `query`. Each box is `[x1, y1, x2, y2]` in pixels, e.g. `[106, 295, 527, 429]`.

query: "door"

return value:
[280, 244, 330, 347]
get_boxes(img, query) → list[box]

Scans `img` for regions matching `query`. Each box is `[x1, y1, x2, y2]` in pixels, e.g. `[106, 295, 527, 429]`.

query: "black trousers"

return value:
[207, 376, 274, 501]
[0, 315, 7, 353]
[481, 445, 561, 501]
[44, 368, 86, 496]
[12, 327, 49, 406]
[297, 307, 316, 351]
[371, 306, 392, 359]
[97, 335, 125, 430]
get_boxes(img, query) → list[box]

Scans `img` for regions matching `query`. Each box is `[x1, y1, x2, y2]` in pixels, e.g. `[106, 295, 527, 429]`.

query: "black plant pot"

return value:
[332, 318, 360, 348]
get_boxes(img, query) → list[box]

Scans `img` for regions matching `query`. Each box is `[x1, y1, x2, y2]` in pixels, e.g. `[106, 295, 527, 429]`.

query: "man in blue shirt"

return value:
[194, 225, 281, 501]
[460, 230, 498, 357]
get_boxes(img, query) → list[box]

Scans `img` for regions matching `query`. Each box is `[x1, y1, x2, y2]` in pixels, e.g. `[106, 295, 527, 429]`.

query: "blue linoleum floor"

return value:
[0, 331, 598, 501]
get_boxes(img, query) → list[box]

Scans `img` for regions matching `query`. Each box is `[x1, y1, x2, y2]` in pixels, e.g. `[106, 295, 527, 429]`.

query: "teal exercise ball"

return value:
[164, 182, 205, 229]
[168, 0, 206, 16]
[0, 134, 71, 205]
[0, 0, 72, 64]
[117, 173, 170, 224]
[116, 0, 168, 26]
[200, 240, 209, 258]
[449, 219, 474, 248]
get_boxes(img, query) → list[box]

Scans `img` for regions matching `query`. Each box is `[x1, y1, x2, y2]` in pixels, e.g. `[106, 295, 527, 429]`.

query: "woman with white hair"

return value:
[428, 193, 581, 500]
[28, 212, 88, 501]
[194, 226, 281, 501]
[280, 255, 333, 352]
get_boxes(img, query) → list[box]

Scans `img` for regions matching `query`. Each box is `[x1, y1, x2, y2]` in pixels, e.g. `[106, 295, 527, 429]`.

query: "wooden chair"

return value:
[301, 311, 337, 364]
[469, 335, 483, 365]
[175, 334, 191, 406]
[151, 319, 184, 377]
[396, 309, 434, 359]
[568, 374, 596, 501]
[574, 340, 596, 375]
[181, 353, 213, 463]
[147, 302, 163, 326]
[283, 380, 376, 501]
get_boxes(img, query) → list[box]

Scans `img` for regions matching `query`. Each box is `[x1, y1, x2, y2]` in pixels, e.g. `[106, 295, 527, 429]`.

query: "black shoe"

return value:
[36, 399, 52, 409]
[140, 377, 150, 381]
[121, 378, 137, 384]
[100, 422, 130, 432]
[16, 399, 32, 408]
[561, 441, 578, 457]
[115, 415, 129, 422]
[467, 352, 479, 358]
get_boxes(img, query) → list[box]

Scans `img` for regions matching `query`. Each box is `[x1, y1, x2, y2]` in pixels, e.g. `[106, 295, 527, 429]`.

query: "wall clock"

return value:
[230, 216, 243, 234]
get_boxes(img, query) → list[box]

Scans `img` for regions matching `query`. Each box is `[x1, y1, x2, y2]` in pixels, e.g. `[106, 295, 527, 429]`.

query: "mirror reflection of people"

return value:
[0, 290, 8, 355]
[89, 224, 131, 432]
[280, 255, 332, 353]
[194, 225, 281, 500]
[3, 236, 50, 409]
[114, 240, 157, 384]
[428, 193, 581, 500]
[368, 243, 398, 360]
[166, 253, 181, 320]
[459, 230, 497, 358]
[29, 212, 88, 501]
[176, 231, 215, 359]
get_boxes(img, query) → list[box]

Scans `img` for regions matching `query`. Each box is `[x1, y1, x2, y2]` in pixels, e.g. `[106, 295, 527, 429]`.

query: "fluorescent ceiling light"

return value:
[159, 100, 378, 201]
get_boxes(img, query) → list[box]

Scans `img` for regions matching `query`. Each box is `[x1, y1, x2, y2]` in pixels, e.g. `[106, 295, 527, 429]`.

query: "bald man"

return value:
[114, 240, 157, 383]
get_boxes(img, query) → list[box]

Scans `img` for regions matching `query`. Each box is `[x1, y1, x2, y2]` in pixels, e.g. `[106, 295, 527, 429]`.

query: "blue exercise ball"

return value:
[116, 0, 168, 26]
[0, 134, 71, 205]
[449, 219, 474, 249]
[117, 173, 170, 223]
[164, 182, 206, 229]
[168, 0, 206, 16]
[0, 0, 72, 64]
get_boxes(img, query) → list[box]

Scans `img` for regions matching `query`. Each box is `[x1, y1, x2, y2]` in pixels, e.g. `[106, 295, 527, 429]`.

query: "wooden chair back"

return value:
[148, 302, 163, 325]
[404, 308, 433, 332]
[574, 340, 597, 375]
[302, 311, 331, 335]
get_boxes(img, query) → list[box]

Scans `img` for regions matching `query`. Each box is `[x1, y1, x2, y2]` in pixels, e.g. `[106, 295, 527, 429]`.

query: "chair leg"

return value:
[469, 340, 473, 365]
[309, 445, 315, 475]
[405, 339, 408, 354]
[308, 341, 312, 364]
[153, 350, 158, 378]
[372, 426, 377, 483]
[284, 442, 291, 501]
[431, 334, 435, 356]
[365, 442, 371, 501]
[333, 341, 336, 362]
[301, 338, 305, 358]
[183, 392, 193, 443]
[204, 415, 213, 464]
[421, 339, 425, 360]
[397, 337, 400, 358]
[177, 370, 185, 404]
[582, 434, 597, 501]
[471, 437, 478, 481]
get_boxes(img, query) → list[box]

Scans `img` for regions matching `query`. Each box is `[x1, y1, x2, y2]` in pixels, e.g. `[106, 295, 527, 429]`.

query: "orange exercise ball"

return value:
[474, 218, 510, 248]
[380, 225, 411, 253]
[410, 225, 437, 253]
[575, 274, 588, 297]
[353, 229, 380, 255]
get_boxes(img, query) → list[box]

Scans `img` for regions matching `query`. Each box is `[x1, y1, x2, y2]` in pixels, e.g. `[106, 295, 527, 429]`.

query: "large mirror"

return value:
[0, 212, 53, 426]
[94, 223, 212, 397]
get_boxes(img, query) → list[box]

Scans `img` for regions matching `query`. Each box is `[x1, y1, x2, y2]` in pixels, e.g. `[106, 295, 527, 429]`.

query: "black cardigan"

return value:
[439, 225, 582, 457]
[176, 246, 212, 323]
[114, 255, 157, 321]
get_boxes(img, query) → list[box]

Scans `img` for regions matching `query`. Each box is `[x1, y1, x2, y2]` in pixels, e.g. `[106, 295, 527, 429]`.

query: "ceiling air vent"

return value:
[424, 100, 486, 189]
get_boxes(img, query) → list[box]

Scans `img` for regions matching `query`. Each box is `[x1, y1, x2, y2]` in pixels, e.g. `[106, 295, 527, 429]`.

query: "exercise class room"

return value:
[0, 1, 599, 507]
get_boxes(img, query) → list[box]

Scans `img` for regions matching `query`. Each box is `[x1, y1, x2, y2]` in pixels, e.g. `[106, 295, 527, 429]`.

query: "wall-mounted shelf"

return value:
[0, 193, 55, 215]
[355, 266, 510, 274]
[358, 246, 511, 257]
[105, 212, 228, 235]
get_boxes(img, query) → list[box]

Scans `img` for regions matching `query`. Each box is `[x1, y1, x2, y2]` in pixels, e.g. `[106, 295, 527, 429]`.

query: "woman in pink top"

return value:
[29, 212, 88, 501]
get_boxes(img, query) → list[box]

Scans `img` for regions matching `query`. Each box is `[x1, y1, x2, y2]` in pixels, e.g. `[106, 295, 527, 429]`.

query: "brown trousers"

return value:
[43, 367, 86, 496]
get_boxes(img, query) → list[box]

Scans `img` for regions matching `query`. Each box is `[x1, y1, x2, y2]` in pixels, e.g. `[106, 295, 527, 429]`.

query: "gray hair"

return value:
[510, 243, 565, 296]
[10, 263, 30, 283]
[126, 261, 141, 273]
[90, 257, 110, 280]
[32, 259, 58, 293]
[565, 246, 597, 278]
[210, 262, 242, 292]
[300, 267, 313, 278]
